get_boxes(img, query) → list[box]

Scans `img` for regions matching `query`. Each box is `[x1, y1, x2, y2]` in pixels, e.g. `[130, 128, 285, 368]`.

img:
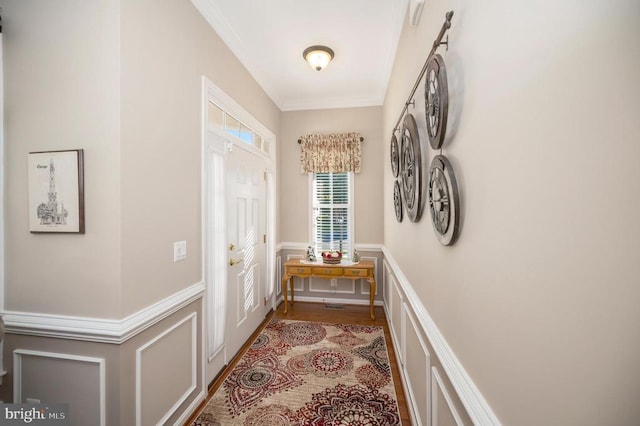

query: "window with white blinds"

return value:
[311, 172, 353, 258]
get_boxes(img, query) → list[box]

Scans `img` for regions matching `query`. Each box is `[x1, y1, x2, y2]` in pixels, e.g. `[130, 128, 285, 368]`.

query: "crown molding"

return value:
[192, 0, 408, 112]
[191, 0, 283, 108]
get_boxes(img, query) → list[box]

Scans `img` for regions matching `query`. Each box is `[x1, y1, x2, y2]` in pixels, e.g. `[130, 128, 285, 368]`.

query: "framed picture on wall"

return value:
[28, 149, 85, 234]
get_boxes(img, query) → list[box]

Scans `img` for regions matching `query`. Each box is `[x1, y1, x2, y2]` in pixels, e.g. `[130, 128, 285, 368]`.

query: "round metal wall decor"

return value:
[424, 54, 449, 150]
[390, 134, 400, 178]
[400, 113, 423, 222]
[393, 180, 403, 222]
[428, 155, 459, 245]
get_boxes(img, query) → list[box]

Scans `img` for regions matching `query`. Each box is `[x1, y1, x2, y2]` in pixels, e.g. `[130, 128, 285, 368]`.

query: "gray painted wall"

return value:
[0, 0, 279, 423]
[1, 0, 280, 317]
[3, 0, 121, 318]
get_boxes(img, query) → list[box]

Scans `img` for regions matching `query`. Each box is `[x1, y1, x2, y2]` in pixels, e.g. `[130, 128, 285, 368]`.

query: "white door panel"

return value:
[226, 142, 267, 359]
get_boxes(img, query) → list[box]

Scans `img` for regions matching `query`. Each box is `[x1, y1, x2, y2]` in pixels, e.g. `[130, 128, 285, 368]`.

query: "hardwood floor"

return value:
[186, 301, 412, 425]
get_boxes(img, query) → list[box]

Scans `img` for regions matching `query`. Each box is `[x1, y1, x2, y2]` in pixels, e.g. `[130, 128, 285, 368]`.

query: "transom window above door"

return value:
[208, 101, 272, 155]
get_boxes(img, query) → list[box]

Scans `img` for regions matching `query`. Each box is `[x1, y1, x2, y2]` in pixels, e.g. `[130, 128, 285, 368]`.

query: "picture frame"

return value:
[28, 149, 85, 234]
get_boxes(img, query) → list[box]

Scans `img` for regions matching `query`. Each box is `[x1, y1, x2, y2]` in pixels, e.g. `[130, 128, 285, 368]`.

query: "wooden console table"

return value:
[281, 259, 377, 320]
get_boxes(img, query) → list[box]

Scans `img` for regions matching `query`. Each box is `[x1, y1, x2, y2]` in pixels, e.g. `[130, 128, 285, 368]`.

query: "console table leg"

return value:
[290, 278, 295, 304]
[282, 275, 289, 314]
[369, 279, 376, 320]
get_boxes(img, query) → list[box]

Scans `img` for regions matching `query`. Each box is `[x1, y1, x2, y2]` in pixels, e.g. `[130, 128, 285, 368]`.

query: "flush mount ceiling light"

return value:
[303, 45, 335, 71]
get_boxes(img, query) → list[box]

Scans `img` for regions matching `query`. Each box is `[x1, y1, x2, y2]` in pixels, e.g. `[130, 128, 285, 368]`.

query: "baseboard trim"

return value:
[381, 246, 501, 426]
[3, 281, 205, 344]
[173, 389, 206, 426]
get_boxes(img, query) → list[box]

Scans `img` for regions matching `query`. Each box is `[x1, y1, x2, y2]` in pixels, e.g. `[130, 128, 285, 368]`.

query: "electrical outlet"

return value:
[330, 279, 338, 289]
[174, 241, 187, 262]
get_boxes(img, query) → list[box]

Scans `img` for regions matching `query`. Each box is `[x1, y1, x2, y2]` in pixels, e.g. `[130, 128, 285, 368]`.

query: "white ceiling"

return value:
[192, 0, 408, 111]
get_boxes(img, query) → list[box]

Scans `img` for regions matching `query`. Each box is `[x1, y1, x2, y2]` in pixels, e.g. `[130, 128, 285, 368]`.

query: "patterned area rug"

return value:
[193, 319, 401, 425]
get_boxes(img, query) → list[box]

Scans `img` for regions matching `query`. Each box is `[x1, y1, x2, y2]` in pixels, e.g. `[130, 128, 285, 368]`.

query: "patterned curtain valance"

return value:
[299, 132, 362, 173]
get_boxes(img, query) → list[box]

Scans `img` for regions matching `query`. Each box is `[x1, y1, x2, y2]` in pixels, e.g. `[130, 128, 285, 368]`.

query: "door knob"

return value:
[229, 258, 243, 266]
[229, 243, 235, 251]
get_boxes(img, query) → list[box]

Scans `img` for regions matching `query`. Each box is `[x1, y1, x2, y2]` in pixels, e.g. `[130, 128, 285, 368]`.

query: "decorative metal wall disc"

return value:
[428, 155, 459, 245]
[400, 114, 423, 222]
[390, 134, 399, 178]
[393, 180, 403, 222]
[424, 54, 449, 150]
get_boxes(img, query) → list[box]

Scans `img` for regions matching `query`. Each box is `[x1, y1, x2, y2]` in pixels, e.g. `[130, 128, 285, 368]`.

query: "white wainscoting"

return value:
[3, 282, 204, 344]
[432, 367, 464, 426]
[389, 273, 404, 359]
[13, 349, 106, 426]
[309, 279, 355, 294]
[403, 302, 431, 426]
[382, 246, 501, 426]
[136, 313, 198, 426]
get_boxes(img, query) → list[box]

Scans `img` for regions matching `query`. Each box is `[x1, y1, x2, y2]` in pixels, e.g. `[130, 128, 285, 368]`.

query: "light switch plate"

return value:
[174, 241, 187, 262]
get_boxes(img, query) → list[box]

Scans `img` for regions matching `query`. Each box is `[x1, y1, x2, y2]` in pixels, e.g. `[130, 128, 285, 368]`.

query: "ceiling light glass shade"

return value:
[303, 45, 334, 71]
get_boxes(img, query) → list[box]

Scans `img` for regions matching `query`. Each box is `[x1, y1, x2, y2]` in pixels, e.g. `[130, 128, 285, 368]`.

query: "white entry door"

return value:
[225, 142, 268, 358]
[203, 79, 276, 385]
[204, 130, 270, 383]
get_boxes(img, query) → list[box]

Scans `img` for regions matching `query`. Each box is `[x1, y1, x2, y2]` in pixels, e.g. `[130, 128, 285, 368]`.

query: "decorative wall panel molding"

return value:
[13, 349, 105, 426]
[291, 295, 384, 307]
[3, 282, 204, 344]
[309, 279, 355, 294]
[390, 277, 404, 359]
[432, 367, 464, 426]
[403, 303, 431, 426]
[136, 313, 198, 426]
[382, 246, 501, 425]
[383, 260, 393, 314]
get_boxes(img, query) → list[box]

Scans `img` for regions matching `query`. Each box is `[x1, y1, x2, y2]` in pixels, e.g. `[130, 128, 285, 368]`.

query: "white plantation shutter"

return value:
[311, 172, 353, 257]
